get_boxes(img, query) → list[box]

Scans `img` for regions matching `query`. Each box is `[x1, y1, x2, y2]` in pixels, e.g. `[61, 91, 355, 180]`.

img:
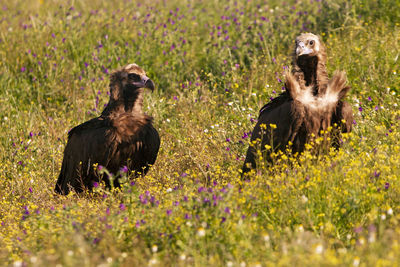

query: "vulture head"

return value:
[106, 63, 155, 114]
[292, 33, 328, 95]
[294, 33, 325, 59]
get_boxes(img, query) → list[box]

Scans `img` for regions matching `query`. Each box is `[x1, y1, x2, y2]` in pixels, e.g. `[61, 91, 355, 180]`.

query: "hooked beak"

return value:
[296, 41, 313, 56]
[133, 75, 155, 91]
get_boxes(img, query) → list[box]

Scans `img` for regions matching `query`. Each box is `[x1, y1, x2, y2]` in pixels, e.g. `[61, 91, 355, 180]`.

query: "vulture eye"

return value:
[128, 73, 141, 81]
[309, 40, 314, 45]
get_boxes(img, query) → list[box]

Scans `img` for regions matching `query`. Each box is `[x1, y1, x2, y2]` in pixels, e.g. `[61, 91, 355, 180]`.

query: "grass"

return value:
[0, 0, 399, 266]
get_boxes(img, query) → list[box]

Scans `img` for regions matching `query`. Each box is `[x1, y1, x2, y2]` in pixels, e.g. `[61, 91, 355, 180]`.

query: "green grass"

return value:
[0, 0, 399, 266]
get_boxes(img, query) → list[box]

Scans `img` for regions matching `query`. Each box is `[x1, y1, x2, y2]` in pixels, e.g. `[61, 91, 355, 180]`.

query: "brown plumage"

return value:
[55, 63, 160, 195]
[242, 33, 353, 175]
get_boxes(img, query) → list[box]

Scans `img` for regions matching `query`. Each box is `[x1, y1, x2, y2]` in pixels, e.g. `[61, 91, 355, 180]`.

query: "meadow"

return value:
[0, 0, 399, 265]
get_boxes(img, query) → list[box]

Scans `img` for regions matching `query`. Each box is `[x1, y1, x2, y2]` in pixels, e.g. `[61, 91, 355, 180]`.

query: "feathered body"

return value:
[55, 64, 160, 195]
[242, 33, 353, 174]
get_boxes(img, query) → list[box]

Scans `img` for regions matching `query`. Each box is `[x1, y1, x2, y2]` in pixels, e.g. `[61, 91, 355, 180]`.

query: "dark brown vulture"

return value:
[55, 63, 160, 195]
[242, 33, 353, 175]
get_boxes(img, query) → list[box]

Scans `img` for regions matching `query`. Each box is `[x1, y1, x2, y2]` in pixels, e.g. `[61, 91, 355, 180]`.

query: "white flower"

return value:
[197, 227, 206, 237]
[152, 245, 158, 253]
[353, 257, 360, 266]
[368, 233, 376, 243]
[149, 258, 158, 265]
[227, 261, 233, 267]
[179, 254, 186, 261]
[166, 188, 172, 193]
[315, 244, 323, 254]
[301, 195, 308, 203]
[381, 214, 386, 220]
[388, 208, 393, 215]
[263, 234, 270, 242]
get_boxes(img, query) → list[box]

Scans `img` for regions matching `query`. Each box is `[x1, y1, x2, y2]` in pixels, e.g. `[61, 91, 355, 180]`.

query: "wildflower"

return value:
[151, 245, 158, 253]
[315, 244, 323, 254]
[387, 208, 393, 215]
[384, 182, 390, 190]
[263, 234, 270, 242]
[119, 203, 126, 211]
[197, 227, 206, 237]
[353, 257, 360, 266]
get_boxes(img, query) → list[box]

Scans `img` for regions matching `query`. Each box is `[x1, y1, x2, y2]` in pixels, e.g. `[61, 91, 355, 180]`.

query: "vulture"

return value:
[242, 33, 353, 175]
[55, 63, 160, 195]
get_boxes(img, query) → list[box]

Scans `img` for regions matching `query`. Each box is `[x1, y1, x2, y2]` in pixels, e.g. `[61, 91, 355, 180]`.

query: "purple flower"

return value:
[120, 166, 128, 173]
[119, 203, 126, 211]
[354, 226, 363, 233]
[358, 107, 363, 112]
[166, 209, 172, 216]
[385, 182, 390, 190]
[224, 207, 231, 214]
[368, 96, 372, 101]
[21, 67, 26, 72]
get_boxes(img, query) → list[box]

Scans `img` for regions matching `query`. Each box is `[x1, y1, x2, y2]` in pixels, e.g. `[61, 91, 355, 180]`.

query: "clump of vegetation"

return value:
[0, 0, 399, 265]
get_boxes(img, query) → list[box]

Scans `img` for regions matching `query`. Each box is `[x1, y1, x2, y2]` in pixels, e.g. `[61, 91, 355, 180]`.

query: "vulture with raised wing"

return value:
[242, 33, 353, 174]
[55, 63, 160, 195]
